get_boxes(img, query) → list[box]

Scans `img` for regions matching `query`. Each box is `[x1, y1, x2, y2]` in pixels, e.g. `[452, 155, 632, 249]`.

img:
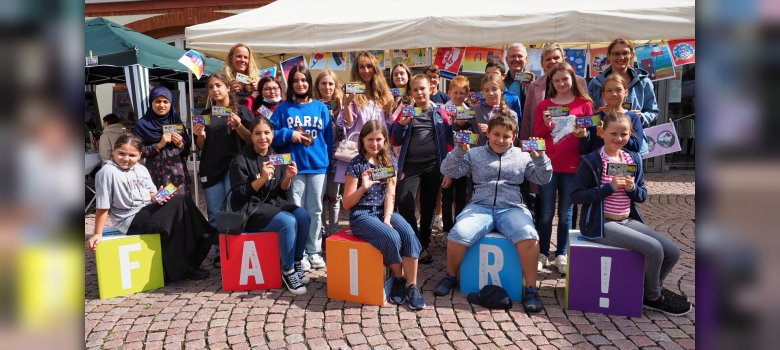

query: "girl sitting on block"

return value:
[342, 120, 425, 310]
[571, 112, 691, 316]
[87, 134, 215, 282]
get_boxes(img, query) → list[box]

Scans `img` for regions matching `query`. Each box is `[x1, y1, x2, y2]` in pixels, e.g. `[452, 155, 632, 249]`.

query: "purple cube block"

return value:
[566, 230, 644, 317]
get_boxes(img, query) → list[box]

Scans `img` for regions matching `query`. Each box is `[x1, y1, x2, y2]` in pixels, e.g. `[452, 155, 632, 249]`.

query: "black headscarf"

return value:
[134, 86, 181, 145]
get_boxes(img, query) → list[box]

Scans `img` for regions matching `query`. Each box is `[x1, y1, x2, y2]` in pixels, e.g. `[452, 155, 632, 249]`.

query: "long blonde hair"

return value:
[350, 52, 394, 114]
[313, 70, 343, 112]
[222, 43, 259, 79]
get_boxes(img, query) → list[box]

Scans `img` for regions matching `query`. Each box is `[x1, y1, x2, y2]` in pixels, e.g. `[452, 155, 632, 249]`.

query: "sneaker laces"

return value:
[286, 270, 303, 289]
[408, 284, 423, 300]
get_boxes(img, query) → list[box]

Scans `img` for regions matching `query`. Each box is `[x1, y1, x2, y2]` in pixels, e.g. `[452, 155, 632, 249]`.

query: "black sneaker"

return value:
[294, 261, 311, 285]
[662, 288, 689, 302]
[388, 277, 407, 305]
[282, 269, 307, 295]
[406, 284, 426, 310]
[188, 268, 210, 280]
[433, 274, 458, 296]
[643, 294, 691, 316]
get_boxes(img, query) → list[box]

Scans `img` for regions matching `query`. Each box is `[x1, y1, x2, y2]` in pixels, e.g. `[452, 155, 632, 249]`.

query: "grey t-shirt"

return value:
[95, 160, 157, 233]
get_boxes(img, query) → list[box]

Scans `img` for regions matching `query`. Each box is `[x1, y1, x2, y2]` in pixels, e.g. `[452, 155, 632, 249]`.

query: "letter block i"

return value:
[326, 227, 386, 306]
[460, 233, 524, 301]
[220, 232, 281, 291]
[95, 234, 164, 299]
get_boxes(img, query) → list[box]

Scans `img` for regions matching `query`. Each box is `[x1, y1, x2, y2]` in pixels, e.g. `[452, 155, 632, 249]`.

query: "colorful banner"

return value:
[667, 39, 695, 66]
[281, 55, 308, 82]
[526, 48, 543, 78]
[390, 48, 430, 68]
[310, 52, 347, 71]
[462, 47, 505, 74]
[349, 51, 385, 70]
[589, 47, 610, 78]
[258, 66, 277, 79]
[433, 47, 465, 75]
[635, 42, 676, 81]
[564, 48, 588, 78]
[178, 50, 205, 79]
[642, 123, 682, 159]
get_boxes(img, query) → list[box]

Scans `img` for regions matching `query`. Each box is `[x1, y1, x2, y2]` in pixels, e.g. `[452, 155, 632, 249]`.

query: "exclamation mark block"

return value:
[600, 256, 612, 308]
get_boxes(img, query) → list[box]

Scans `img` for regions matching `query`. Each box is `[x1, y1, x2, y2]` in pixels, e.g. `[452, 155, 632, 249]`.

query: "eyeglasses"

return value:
[610, 51, 632, 57]
[263, 87, 281, 92]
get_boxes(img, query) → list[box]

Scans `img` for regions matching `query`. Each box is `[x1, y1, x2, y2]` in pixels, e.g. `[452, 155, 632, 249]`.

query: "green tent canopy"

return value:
[85, 17, 223, 84]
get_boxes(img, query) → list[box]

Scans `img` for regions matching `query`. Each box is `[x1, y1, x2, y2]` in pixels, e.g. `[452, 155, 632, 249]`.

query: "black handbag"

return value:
[215, 184, 264, 235]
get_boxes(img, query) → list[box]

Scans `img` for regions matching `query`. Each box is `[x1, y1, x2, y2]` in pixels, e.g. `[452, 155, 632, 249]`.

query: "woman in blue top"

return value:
[342, 120, 424, 310]
[270, 65, 333, 271]
[588, 38, 660, 127]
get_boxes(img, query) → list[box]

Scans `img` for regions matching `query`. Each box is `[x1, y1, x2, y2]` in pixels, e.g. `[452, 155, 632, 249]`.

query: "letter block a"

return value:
[220, 232, 281, 291]
[326, 227, 386, 306]
[95, 234, 164, 299]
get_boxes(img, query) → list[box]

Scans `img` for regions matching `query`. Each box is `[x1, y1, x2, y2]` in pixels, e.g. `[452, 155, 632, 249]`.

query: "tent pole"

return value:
[188, 71, 201, 211]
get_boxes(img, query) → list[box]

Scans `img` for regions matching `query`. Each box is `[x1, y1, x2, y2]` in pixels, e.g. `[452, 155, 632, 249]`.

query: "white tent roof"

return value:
[185, 0, 695, 57]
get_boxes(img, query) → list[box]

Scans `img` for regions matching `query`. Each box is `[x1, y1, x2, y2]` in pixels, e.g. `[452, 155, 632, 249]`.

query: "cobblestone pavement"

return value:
[85, 172, 695, 349]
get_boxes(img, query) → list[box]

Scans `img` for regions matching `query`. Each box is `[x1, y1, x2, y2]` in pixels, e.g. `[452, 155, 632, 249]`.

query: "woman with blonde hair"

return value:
[313, 70, 345, 234]
[221, 43, 261, 100]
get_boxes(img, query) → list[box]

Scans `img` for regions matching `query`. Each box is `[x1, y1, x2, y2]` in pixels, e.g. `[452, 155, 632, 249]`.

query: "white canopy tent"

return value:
[185, 0, 695, 58]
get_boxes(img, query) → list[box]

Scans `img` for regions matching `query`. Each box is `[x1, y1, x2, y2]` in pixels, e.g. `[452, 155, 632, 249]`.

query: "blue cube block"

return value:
[459, 233, 524, 301]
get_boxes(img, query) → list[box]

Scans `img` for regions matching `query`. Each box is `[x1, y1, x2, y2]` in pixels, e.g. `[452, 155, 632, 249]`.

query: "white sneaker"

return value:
[299, 257, 312, 271]
[309, 254, 326, 269]
[433, 215, 443, 230]
[554, 255, 568, 275]
[537, 253, 548, 270]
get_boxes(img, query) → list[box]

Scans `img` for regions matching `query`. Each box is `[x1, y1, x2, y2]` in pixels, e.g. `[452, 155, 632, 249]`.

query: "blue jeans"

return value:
[204, 175, 231, 228]
[538, 172, 575, 256]
[448, 203, 538, 246]
[254, 207, 310, 271]
[290, 173, 327, 256]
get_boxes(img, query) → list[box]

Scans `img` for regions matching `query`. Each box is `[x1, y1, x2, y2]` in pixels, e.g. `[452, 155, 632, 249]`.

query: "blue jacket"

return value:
[579, 111, 645, 155]
[588, 67, 659, 126]
[570, 149, 647, 239]
[390, 104, 453, 175]
[270, 100, 333, 174]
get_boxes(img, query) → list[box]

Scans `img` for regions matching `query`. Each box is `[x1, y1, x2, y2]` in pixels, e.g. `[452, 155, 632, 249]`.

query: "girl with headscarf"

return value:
[134, 86, 192, 195]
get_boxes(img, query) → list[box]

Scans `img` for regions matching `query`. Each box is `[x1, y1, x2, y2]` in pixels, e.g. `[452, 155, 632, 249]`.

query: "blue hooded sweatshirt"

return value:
[588, 66, 660, 127]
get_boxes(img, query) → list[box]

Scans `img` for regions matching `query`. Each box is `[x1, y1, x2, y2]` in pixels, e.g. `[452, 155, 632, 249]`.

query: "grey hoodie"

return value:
[441, 145, 552, 208]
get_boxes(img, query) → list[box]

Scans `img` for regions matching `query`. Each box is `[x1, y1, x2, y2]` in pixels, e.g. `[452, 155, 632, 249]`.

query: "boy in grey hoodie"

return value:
[433, 113, 552, 312]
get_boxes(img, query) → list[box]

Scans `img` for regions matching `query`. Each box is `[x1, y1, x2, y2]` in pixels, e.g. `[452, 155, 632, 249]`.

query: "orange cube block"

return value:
[326, 227, 386, 306]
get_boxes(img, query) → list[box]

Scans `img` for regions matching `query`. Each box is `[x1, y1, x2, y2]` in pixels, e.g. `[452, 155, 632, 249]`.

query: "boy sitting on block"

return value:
[433, 113, 552, 312]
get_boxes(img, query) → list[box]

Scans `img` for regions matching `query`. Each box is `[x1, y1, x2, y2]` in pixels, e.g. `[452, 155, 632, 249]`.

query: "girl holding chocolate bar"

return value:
[248, 76, 284, 118]
[87, 134, 215, 282]
[572, 112, 690, 316]
[270, 65, 333, 271]
[460, 72, 516, 147]
[533, 62, 594, 275]
[194, 72, 254, 231]
[342, 120, 425, 310]
[390, 74, 454, 264]
[580, 74, 645, 154]
[229, 117, 311, 295]
[134, 86, 191, 196]
[389, 63, 412, 105]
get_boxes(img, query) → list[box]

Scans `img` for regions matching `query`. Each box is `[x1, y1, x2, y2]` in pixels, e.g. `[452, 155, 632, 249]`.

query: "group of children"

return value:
[89, 38, 690, 316]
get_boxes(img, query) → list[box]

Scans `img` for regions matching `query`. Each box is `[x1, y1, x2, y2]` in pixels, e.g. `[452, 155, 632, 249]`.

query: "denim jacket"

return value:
[571, 150, 647, 239]
[390, 104, 453, 175]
